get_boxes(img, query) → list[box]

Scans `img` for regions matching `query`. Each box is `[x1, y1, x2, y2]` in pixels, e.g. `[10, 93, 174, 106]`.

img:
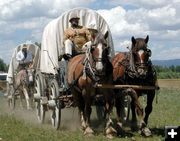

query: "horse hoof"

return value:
[141, 127, 152, 137]
[106, 134, 114, 139]
[105, 126, 117, 137]
[7, 95, 12, 100]
[116, 123, 125, 136]
[84, 127, 94, 136]
[81, 122, 86, 130]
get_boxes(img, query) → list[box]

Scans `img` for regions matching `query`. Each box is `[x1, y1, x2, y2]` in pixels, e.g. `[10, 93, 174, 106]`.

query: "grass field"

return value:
[0, 80, 180, 141]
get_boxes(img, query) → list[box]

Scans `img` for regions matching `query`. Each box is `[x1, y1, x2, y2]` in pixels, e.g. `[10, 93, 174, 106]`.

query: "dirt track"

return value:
[0, 79, 179, 130]
[0, 96, 81, 131]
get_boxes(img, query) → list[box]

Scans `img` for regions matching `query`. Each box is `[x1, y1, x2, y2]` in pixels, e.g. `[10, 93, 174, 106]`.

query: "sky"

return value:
[0, 0, 180, 64]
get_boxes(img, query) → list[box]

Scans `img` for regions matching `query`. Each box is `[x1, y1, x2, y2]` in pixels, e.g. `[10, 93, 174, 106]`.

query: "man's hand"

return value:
[29, 63, 33, 68]
[63, 54, 72, 61]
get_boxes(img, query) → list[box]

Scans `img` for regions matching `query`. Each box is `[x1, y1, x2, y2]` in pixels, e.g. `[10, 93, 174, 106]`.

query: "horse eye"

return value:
[147, 49, 152, 57]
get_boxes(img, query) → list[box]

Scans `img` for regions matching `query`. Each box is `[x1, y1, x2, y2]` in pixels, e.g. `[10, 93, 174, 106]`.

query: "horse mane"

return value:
[129, 49, 136, 72]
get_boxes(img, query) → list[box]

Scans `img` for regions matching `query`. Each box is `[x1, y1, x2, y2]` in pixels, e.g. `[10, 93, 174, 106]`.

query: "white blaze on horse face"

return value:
[96, 43, 103, 72]
[138, 50, 145, 64]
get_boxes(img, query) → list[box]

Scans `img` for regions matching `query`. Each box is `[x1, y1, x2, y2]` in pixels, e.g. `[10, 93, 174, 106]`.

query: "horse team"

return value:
[67, 33, 158, 138]
[7, 8, 159, 139]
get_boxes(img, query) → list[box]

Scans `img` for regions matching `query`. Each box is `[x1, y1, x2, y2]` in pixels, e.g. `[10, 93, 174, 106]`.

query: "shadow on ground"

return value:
[151, 127, 164, 137]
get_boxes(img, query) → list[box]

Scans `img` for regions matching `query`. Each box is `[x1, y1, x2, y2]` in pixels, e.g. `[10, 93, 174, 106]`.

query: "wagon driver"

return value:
[63, 13, 92, 60]
[16, 44, 33, 70]
[16, 44, 34, 84]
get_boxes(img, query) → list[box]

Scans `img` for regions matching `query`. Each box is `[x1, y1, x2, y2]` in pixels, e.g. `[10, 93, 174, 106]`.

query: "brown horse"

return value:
[112, 35, 158, 136]
[67, 32, 116, 138]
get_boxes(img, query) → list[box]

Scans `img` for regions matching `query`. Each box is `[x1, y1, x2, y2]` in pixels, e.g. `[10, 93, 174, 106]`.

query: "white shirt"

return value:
[16, 50, 33, 64]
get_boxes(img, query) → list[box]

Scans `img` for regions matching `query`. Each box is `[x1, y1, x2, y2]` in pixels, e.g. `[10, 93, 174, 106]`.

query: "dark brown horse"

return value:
[67, 32, 116, 138]
[112, 35, 158, 136]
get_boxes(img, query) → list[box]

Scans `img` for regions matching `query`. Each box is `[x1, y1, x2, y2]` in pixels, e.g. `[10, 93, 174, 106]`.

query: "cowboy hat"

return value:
[69, 13, 80, 22]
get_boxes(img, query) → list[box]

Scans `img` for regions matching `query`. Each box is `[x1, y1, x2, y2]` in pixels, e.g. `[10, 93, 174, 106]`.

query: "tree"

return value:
[169, 65, 176, 72]
[35, 42, 41, 48]
[175, 66, 180, 72]
[0, 58, 8, 72]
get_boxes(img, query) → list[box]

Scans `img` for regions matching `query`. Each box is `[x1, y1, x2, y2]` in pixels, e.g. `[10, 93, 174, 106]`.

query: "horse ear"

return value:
[131, 36, 136, 45]
[104, 31, 109, 40]
[145, 35, 149, 43]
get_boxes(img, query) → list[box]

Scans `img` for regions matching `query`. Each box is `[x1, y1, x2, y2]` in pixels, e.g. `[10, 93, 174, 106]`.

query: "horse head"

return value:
[131, 35, 152, 78]
[90, 31, 111, 75]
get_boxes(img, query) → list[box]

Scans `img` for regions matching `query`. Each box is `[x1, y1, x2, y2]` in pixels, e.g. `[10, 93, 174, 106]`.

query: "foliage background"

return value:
[155, 65, 180, 79]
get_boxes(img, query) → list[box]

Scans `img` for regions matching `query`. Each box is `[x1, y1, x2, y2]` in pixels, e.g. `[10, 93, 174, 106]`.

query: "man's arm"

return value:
[64, 28, 75, 41]
[84, 27, 92, 41]
[64, 29, 70, 41]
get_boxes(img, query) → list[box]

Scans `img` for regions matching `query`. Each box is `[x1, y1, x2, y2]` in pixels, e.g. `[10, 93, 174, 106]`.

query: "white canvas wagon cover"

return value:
[40, 7, 115, 74]
[7, 43, 40, 84]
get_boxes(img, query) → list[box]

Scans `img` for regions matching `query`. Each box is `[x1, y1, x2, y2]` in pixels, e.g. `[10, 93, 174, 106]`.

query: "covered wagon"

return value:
[7, 43, 40, 109]
[34, 7, 115, 129]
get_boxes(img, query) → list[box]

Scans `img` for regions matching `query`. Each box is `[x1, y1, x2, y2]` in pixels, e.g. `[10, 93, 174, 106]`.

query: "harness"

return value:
[126, 51, 140, 78]
[82, 45, 100, 82]
[125, 49, 152, 78]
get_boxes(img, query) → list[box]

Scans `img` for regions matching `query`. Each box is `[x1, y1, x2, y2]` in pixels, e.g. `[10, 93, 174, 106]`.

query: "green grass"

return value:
[0, 88, 180, 141]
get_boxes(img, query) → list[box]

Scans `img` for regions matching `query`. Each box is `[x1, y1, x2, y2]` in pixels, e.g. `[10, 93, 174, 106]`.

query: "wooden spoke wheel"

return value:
[50, 79, 61, 130]
[34, 71, 45, 123]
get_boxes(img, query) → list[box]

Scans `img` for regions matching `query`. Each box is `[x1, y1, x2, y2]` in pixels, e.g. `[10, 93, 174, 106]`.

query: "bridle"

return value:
[133, 48, 151, 67]
[127, 45, 152, 78]
[83, 40, 109, 81]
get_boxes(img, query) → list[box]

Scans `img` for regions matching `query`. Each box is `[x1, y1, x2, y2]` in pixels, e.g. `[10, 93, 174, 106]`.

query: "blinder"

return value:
[134, 48, 151, 60]
[90, 45, 95, 53]
[146, 48, 151, 57]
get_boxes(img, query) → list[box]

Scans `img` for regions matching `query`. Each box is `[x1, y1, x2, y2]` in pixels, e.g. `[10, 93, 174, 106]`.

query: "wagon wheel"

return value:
[34, 71, 45, 123]
[50, 79, 61, 130]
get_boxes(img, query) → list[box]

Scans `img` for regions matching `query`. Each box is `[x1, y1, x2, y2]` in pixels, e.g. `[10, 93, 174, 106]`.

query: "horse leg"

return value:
[129, 88, 153, 136]
[23, 87, 31, 110]
[82, 89, 94, 136]
[140, 90, 155, 136]
[80, 111, 86, 130]
[144, 90, 155, 124]
[18, 88, 24, 109]
[115, 90, 126, 136]
[72, 89, 86, 129]
[105, 90, 117, 139]
[127, 89, 144, 131]
[130, 96, 139, 131]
